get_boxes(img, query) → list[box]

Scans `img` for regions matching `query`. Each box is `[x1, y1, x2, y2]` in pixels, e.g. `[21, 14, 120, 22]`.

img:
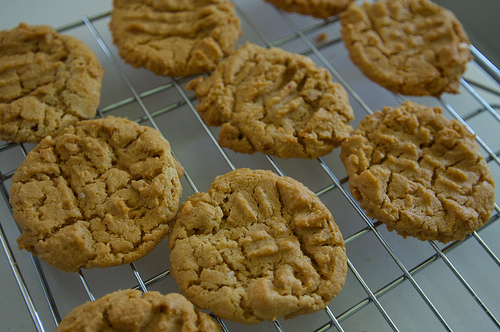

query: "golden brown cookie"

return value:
[109, 0, 241, 77]
[340, 101, 495, 243]
[186, 42, 354, 159]
[9, 116, 183, 273]
[341, 0, 472, 96]
[168, 168, 347, 324]
[55, 289, 220, 332]
[0, 23, 104, 143]
[265, 0, 354, 19]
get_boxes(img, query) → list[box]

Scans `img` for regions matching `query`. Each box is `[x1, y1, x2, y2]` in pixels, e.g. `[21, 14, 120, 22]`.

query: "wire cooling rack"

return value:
[1, 1, 499, 331]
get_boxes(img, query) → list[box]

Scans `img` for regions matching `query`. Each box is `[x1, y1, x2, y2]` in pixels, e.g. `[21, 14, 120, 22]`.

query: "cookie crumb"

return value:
[316, 32, 328, 43]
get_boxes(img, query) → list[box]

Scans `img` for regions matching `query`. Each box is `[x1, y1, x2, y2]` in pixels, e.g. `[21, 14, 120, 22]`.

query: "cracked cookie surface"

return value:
[10, 116, 183, 272]
[187, 42, 354, 159]
[341, 0, 471, 96]
[340, 101, 495, 243]
[55, 289, 220, 332]
[265, 0, 353, 19]
[168, 168, 347, 324]
[0, 23, 104, 143]
[109, 0, 241, 77]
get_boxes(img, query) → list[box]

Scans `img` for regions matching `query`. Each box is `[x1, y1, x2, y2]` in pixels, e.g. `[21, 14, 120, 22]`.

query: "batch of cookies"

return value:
[0, 0, 495, 331]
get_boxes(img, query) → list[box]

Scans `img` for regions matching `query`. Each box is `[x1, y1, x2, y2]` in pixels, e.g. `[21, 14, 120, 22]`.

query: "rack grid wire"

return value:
[1, 1, 499, 332]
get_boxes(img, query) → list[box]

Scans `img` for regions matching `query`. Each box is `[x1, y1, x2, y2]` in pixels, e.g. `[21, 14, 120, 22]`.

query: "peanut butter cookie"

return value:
[10, 116, 183, 272]
[55, 289, 220, 332]
[0, 23, 104, 143]
[168, 168, 347, 324]
[109, 0, 241, 77]
[186, 42, 354, 159]
[265, 0, 354, 19]
[340, 101, 495, 243]
[341, 0, 472, 96]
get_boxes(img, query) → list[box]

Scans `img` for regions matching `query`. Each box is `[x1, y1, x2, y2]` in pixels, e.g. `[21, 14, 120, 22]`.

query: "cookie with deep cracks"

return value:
[10, 116, 184, 272]
[168, 168, 347, 324]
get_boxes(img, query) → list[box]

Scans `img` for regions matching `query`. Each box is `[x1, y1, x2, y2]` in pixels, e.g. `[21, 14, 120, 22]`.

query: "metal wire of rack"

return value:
[1, 1, 499, 331]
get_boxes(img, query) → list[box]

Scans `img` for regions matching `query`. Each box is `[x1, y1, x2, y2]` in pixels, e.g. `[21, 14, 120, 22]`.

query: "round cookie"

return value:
[55, 289, 220, 332]
[168, 168, 347, 324]
[186, 42, 354, 159]
[9, 116, 183, 273]
[340, 101, 495, 243]
[341, 0, 472, 96]
[265, 0, 354, 19]
[109, 0, 241, 77]
[0, 23, 104, 143]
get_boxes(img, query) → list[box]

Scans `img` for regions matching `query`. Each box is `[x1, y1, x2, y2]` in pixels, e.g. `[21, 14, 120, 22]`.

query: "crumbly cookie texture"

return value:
[341, 0, 471, 96]
[340, 101, 495, 243]
[10, 116, 183, 272]
[109, 0, 241, 77]
[0, 23, 104, 143]
[55, 289, 220, 332]
[168, 168, 347, 324]
[186, 42, 354, 159]
[265, 0, 354, 19]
